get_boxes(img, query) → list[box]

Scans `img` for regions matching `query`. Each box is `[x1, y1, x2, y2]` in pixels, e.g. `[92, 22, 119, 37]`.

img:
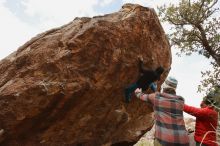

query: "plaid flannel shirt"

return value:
[137, 91, 189, 146]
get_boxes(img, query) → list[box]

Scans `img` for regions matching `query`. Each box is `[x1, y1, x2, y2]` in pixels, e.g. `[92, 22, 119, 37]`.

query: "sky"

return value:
[0, 0, 217, 117]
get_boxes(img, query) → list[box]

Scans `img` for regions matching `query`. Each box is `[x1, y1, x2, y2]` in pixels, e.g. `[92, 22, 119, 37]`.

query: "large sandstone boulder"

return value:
[0, 3, 171, 146]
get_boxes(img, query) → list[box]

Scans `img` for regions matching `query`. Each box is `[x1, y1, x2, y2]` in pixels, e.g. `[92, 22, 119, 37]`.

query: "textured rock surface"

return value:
[0, 3, 171, 146]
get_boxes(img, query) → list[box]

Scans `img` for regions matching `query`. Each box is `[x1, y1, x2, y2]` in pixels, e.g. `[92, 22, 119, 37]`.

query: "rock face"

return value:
[0, 4, 171, 146]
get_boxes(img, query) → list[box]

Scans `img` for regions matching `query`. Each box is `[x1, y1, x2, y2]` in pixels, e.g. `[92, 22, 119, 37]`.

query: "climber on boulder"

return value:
[124, 58, 164, 103]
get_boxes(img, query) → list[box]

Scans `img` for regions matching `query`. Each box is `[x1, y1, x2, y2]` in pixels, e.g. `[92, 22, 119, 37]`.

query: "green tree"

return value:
[158, 0, 220, 92]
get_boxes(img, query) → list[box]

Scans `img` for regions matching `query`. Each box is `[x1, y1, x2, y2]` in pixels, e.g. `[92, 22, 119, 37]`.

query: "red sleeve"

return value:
[183, 104, 214, 118]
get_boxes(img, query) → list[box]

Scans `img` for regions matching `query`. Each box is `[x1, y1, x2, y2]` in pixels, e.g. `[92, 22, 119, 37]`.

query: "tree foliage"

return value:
[211, 86, 220, 111]
[158, 0, 220, 92]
